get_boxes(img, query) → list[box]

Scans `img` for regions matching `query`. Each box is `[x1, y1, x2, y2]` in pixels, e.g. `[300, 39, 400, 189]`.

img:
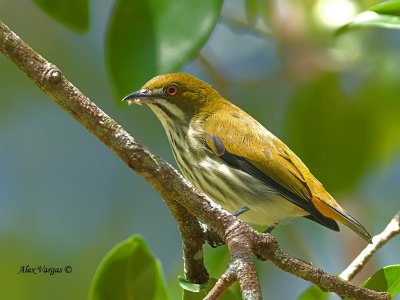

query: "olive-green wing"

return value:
[203, 108, 339, 231]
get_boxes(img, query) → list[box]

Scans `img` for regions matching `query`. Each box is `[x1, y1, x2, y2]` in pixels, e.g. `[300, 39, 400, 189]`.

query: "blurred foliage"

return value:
[33, 0, 89, 33]
[105, 0, 223, 99]
[284, 73, 400, 191]
[370, 0, 400, 15]
[1, 0, 400, 299]
[298, 284, 329, 300]
[337, 0, 400, 34]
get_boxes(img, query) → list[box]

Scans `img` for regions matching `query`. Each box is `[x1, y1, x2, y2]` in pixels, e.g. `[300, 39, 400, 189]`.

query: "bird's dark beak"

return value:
[122, 89, 162, 106]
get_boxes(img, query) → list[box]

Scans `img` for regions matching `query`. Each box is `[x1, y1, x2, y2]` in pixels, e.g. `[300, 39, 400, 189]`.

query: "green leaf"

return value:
[178, 276, 204, 292]
[33, 0, 89, 33]
[182, 278, 240, 300]
[105, 0, 223, 99]
[337, 12, 400, 35]
[362, 265, 400, 297]
[369, 0, 400, 16]
[246, 0, 258, 25]
[297, 284, 329, 300]
[336, 0, 400, 34]
[88, 235, 168, 300]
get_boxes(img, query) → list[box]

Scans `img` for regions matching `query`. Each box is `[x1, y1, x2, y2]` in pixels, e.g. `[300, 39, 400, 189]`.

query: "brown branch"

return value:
[0, 21, 391, 300]
[340, 211, 400, 281]
[252, 231, 389, 300]
[225, 223, 262, 299]
[0, 20, 209, 286]
[165, 200, 209, 284]
[205, 222, 263, 300]
[204, 265, 236, 300]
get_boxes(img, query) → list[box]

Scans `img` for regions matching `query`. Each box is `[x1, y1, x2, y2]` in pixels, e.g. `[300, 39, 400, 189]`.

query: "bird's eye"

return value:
[166, 84, 179, 96]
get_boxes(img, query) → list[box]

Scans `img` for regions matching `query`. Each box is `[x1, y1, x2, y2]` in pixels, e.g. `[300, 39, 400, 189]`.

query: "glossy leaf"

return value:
[33, 0, 89, 33]
[337, 12, 400, 35]
[337, 0, 400, 34]
[362, 265, 400, 297]
[88, 235, 168, 300]
[105, 0, 223, 99]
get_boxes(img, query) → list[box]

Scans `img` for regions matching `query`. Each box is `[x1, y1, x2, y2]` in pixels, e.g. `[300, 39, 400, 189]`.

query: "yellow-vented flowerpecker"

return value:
[123, 73, 372, 243]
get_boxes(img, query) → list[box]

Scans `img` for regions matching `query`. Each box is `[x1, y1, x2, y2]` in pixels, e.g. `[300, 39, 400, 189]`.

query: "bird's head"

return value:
[123, 73, 224, 126]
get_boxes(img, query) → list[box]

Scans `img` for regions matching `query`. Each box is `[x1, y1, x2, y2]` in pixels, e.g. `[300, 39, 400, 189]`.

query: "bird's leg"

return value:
[232, 206, 250, 217]
[263, 225, 275, 233]
[203, 207, 252, 248]
[233, 206, 275, 261]
[233, 207, 276, 234]
[204, 207, 251, 248]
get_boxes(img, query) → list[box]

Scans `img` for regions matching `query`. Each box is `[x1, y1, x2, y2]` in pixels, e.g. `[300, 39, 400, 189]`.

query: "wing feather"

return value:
[204, 108, 314, 203]
[203, 106, 339, 231]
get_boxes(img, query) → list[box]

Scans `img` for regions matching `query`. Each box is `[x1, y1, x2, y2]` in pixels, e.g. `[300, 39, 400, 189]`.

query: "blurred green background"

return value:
[1, 0, 399, 299]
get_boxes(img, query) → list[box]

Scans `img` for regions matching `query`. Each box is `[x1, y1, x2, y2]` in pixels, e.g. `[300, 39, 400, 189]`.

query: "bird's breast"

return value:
[166, 122, 307, 227]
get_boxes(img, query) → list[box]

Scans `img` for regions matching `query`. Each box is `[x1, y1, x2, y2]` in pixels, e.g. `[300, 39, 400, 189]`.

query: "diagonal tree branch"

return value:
[0, 20, 210, 286]
[0, 21, 390, 300]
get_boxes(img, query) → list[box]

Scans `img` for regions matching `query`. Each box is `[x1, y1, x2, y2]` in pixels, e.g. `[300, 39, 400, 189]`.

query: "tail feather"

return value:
[312, 196, 372, 243]
[329, 204, 372, 243]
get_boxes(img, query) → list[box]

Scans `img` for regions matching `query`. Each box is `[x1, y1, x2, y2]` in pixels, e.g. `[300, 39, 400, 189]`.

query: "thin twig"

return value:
[204, 265, 236, 300]
[340, 211, 400, 281]
[252, 231, 390, 300]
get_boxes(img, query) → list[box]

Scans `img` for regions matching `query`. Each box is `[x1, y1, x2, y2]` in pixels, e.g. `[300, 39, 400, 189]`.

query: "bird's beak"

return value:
[122, 89, 162, 106]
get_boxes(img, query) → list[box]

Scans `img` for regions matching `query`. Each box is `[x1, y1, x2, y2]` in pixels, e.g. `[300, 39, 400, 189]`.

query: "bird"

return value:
[123, 73, 372, 243]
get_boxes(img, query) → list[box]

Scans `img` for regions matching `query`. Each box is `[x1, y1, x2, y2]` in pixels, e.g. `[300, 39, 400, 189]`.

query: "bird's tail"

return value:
[312, 196, 372, 243]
